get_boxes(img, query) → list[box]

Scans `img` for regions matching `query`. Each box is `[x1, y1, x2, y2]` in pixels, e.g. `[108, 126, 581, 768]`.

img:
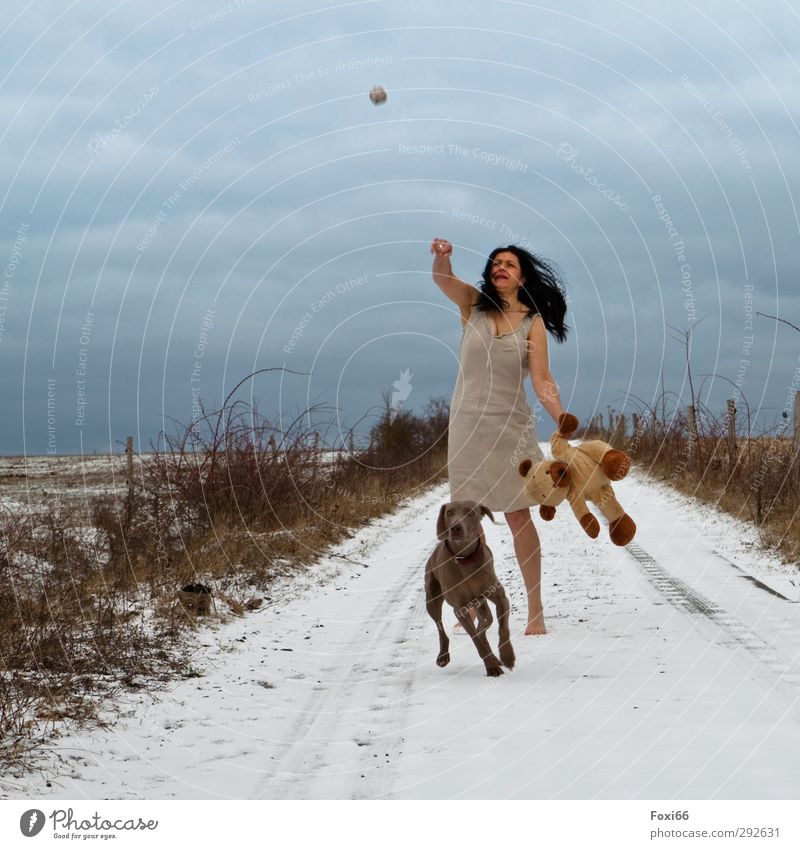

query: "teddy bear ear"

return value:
[548, 461, 570, 487]
[518, 458, 532, 477]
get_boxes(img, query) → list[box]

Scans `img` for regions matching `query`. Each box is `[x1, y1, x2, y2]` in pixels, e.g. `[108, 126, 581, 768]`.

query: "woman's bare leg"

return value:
[504, 508, 546, 635]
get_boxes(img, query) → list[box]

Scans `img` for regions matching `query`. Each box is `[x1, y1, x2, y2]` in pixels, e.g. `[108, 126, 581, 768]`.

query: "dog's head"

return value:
[517, 458, 570, 507]
[436, 500, 494, 544]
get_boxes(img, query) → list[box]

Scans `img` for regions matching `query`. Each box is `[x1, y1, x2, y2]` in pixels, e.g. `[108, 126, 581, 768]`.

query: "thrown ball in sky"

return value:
[369, 85, 388, 105]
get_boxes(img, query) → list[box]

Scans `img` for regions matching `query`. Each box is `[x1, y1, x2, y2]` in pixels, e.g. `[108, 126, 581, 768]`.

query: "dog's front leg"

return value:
[493, 590, 515, 670]
[455, 609, 503, 677]
[425, 574, 450, 667]
[475, 599, 493, 635]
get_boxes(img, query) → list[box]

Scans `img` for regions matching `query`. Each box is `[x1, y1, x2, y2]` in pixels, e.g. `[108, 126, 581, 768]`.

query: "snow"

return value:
[4, 460, 800, 800]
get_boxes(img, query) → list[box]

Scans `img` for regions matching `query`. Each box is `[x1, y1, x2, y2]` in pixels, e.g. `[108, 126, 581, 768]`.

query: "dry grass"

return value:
[0, 383, 448, 781]
[584, 406, 800, 564]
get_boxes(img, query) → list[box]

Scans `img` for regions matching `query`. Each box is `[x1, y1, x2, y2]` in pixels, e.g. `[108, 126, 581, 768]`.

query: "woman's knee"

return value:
[504, 508, 532, 533]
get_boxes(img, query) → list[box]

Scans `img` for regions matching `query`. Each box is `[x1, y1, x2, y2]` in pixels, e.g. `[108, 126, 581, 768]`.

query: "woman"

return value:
[430, 238, 569, 635]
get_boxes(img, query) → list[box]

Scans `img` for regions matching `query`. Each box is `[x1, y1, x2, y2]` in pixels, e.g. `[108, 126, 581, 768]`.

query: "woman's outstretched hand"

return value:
[430, 237, 453, 258]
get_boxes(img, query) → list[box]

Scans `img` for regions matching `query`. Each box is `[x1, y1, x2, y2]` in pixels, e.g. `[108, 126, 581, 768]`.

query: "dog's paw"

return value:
[500, 645, 515, 670]
[436, 652, 450, 668]
[485, 664, 504, 677]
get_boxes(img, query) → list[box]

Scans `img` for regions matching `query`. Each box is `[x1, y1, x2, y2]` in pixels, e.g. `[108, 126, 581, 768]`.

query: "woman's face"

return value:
[490, 251, 525, 296]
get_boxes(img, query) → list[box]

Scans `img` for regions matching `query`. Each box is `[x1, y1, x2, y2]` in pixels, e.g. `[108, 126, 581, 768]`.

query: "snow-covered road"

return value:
[10, 467, 800, 800]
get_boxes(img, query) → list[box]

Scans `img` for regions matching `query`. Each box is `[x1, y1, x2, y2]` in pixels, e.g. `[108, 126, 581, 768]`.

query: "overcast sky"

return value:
[1, 0, 798, 455]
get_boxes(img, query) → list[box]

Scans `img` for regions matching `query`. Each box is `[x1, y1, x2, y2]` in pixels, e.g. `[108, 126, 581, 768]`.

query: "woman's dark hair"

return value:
[475, 245, 569, 343]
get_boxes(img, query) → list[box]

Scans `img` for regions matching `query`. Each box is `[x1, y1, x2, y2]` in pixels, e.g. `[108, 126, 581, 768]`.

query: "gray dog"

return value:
[424, 500, 515, 676]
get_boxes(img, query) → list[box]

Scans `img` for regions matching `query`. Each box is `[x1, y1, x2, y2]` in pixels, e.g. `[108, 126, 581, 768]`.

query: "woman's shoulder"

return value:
[459, 295, 482, 326]
[525, 311, 545, 339]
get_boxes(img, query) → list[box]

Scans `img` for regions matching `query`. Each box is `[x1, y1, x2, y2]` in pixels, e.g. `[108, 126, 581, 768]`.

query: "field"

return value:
[0, 396, 449, 780]
[2, 396, 799, 795]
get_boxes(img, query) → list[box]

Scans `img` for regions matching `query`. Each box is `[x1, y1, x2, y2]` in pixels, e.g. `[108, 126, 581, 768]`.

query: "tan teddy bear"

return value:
[518, 413, 636, 546]
[516, 456, 570, 522]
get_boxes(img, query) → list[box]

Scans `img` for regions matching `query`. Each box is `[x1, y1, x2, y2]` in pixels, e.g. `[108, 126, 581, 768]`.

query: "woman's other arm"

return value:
[527, 314, 565, 423]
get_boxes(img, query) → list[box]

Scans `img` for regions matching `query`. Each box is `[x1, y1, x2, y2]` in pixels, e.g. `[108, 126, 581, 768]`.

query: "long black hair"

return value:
[475, 245, 569, 343]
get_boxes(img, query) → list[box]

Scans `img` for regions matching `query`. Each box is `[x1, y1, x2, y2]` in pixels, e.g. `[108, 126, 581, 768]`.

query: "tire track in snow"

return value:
[350, 584, 427, 800]
[626, 541, 800, 690]
[255, 485, 446, 799]
[255, 555, 424, 798]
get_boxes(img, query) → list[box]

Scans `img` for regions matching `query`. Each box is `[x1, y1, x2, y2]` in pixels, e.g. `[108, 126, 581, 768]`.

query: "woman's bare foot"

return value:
[525, 609, 547, 635]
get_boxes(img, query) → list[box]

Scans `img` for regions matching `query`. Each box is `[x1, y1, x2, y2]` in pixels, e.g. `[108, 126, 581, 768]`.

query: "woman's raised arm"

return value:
[430, 237, 478, 310]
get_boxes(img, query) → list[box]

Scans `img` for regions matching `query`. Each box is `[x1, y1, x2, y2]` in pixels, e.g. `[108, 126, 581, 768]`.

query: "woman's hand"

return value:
[430, 237, 453, 258]
[431, 238, 473, 308]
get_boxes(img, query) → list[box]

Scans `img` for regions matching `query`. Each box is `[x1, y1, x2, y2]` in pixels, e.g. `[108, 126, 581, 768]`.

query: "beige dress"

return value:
[447, 309, 545, 512]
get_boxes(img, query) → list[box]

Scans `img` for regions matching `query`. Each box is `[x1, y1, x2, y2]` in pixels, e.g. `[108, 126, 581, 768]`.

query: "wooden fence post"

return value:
[727, 399, 736, 457]
[126, 435, 134, 498]
[794, 391, 800, 450]
[125, 436, 134, 529]
[631, 413, 640, 450]
[687, 405, 698, 467]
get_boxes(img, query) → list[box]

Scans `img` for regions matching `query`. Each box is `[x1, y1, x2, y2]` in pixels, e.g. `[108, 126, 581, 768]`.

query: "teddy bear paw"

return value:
[579, 513, 600, 538]
[558, 412, 580, 436]
[609, 514, 636, 546]
[601, 449, 631, 481]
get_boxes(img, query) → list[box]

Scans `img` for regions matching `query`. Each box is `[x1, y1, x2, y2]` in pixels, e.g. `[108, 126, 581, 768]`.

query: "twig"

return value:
[756, 311, 800, 334]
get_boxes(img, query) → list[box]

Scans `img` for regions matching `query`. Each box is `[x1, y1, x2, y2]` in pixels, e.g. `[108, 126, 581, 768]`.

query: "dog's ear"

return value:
[549, 461, 570, 487]
[436, 503, 448, 540]
[539, 505, 556, 521]
[518, 458, 532, 477]
[479, 504, 495, 524]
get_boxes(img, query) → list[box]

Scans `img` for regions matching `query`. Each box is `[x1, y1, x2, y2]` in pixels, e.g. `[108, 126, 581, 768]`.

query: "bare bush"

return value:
[0, 378, 450, 779]
[586, 394, 800, 562]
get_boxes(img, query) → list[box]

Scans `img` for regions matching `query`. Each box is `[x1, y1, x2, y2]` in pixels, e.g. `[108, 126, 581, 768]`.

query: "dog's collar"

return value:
[445, 538, 482, 563]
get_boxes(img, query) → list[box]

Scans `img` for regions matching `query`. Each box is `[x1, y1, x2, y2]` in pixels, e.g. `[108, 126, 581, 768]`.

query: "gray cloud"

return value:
[2, 0, 798, 454]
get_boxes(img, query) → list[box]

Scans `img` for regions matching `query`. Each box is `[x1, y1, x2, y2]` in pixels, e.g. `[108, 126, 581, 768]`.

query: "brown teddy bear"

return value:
[518, 413, 636, 546]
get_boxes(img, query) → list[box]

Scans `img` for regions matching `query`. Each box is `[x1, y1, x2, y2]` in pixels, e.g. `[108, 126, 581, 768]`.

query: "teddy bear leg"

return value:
[592, 485, 636, 545]
[609, 514, 636, 546]
[567, 491, 600, 538]
[601, 449, 631, 481]
[579, 513, 601, 538]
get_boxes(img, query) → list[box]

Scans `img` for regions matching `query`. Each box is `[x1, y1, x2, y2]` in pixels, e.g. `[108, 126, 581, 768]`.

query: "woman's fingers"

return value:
[430, 237, 452, 255]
